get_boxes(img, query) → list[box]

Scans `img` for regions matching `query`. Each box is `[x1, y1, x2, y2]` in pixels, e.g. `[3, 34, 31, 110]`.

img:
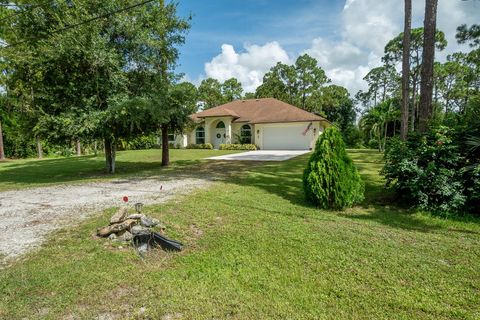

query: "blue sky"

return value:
[176, 0, 344, 78]
[173, 0, 479, 94]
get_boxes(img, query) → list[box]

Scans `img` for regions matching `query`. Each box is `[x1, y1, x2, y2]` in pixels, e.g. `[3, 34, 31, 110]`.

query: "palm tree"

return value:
[360, 100, 400, 152]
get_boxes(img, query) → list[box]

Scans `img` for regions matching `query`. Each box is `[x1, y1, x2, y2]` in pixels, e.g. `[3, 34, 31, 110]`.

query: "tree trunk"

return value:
[410, 79, 417, 132]
[418, 0, 438, 132]
[36, 137, 43, 159]
[104, 137, 116, 174]
[161, 124, 170, 167]
[0, 120, 5, 161]
[383, 121, 388, 152]
[76, 139, 81, 156]
[401, 0, 411, 141]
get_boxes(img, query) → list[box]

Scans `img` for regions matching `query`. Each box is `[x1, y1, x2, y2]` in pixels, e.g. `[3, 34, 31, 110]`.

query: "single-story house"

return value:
[173, 98, 330, 150]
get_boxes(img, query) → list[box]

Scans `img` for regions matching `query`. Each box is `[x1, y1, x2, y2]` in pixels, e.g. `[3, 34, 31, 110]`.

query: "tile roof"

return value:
[191, 98, 327, 124]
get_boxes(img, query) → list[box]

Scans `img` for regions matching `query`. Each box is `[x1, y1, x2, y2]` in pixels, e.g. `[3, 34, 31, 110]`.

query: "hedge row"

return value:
[219, 144, 257, 150]
[186, 143, 213, 149]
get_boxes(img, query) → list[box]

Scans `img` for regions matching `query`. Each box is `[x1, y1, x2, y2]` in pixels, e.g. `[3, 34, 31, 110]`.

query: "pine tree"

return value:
[303, 127, 364, 209]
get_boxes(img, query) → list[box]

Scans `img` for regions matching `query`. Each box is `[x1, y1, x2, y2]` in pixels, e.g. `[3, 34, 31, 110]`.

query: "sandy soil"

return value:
[0, 176, 210, 264]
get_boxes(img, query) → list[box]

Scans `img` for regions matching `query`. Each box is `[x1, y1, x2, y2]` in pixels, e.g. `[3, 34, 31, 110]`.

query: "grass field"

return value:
[0, 149, 239, 191]
[1, 150, 479, 319]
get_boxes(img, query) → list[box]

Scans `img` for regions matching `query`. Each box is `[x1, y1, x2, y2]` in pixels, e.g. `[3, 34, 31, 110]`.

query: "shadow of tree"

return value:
[231, 155, 312, 207]
[0, 154, 264, 189]
[222, 152, 480, 233]
[0, 156, 173, 186]
[339, 206, 443, 233]
[1, 149, 478, 234]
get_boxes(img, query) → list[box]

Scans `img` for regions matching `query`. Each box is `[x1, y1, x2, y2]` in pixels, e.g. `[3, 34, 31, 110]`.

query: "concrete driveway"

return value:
[207, 150, 310, 161]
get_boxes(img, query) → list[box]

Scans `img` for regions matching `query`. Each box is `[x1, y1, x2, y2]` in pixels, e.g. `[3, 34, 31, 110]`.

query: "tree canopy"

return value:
[1, 0, 191, 172]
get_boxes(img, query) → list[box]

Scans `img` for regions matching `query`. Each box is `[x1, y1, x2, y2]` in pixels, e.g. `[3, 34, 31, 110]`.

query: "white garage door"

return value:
[263, 124, 311, 150]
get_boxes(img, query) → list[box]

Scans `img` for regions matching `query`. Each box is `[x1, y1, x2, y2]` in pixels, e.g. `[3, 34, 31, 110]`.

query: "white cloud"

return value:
[202, 0, 479, 96]
[204, 42, 291, 92]
[304, 38, 365, 70]
[305, 0, 479, 95]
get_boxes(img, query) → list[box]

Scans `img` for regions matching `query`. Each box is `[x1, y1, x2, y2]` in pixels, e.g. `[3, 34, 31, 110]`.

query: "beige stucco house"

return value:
[177, 98, 330, 150]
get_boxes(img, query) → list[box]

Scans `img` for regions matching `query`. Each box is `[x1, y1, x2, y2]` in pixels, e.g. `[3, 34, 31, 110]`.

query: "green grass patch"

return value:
[0, 150, 479, 319]
[0, 149, 239, 191]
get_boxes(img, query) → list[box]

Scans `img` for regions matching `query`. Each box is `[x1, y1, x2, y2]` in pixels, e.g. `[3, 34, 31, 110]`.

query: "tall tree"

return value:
[401, 0, 412, 140]
[255, 55, 329, 110]
[362, 65, 399, 106]
[384, 27, 446, 131]
[243, 92, 255, 99]
[456, 24, 480, 107]
[2, 0, 190, 173]
[434, 55, 470, 113]
[418, 0, 439, 132]
[161, 81, 197, 166]
[311, 84, 358, 145]
[456, 24, 480, 49]
[256, 62, 297, 104]
[294, 54, 329, 111]
[198, 78, 224, 109]
[221, 78, 243, 102]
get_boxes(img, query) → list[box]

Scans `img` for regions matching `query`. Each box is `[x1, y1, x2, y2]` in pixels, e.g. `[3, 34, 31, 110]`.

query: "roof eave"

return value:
[250, 119, 325, 124]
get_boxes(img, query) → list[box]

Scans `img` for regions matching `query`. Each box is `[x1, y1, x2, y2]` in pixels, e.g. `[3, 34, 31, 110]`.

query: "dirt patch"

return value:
[0, 176, 210, 264]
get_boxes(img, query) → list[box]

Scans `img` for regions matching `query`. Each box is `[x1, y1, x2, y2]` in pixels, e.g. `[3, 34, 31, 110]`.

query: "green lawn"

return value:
[1, 150, 479, 319]
[0, 149, 239, 191]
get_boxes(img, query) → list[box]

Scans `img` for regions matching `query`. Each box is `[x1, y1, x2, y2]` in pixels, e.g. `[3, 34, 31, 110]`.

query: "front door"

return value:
[214, 121, 226, 149]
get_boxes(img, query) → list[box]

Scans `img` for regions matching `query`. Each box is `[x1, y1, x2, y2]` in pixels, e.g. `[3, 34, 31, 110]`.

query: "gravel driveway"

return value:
[0, 176, 210, 264]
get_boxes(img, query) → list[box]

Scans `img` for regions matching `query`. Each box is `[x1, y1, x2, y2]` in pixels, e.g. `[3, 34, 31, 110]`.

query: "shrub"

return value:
[186, 143, 213, 149]
[382, 127, 467, 215]
[303, 127, 364, 209]
[367, 139, 379, 150]
[342, 126, 364, 148]
[120, 135, 159, 150]
[219, 144, 257, 150]
[466, 165, 480, 214]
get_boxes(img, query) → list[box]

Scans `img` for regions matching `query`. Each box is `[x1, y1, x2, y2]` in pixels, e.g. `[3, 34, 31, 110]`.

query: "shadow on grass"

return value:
[225, 152, 480, 232]
[228, 152, 394, 208]
[339, 206, 444, 233]
[232, 155, 313, 207]
[0, 156, 163, 186]
[2, 149, 478, 234]
[0, 153, 265, 189]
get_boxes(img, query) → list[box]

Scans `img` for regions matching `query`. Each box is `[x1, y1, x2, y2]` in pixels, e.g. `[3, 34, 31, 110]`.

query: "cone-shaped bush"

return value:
[303, 126, 364, 209]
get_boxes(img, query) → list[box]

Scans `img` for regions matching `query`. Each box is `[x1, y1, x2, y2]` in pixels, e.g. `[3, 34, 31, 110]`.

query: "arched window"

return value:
[240, 124, 252, 144]
[195, 126, 205, 144]
[216, 121, 225, 129]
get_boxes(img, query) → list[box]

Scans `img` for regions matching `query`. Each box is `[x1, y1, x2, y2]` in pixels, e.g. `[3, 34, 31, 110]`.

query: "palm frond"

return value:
[466, 135, 480, 153]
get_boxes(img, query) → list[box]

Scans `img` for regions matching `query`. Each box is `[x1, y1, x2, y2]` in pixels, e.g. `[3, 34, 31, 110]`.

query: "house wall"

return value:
[231, 122, 255, 144]
[187, 116, 235, 147]
[186, 120, 325, 149]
